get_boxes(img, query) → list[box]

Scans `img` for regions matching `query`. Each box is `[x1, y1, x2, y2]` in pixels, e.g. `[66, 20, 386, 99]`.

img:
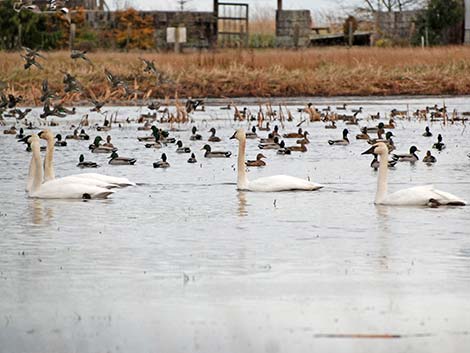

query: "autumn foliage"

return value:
[114, 9, 155, 50]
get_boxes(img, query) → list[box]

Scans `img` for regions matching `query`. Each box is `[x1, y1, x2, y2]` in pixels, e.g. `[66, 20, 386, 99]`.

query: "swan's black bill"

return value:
[229, 132, 236, 139]
[362, 146, 376, 155]
[18, 135, 32, 143]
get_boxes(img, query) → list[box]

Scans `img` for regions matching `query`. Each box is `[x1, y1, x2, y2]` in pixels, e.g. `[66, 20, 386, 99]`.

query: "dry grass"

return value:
[2, 46, 470, 105]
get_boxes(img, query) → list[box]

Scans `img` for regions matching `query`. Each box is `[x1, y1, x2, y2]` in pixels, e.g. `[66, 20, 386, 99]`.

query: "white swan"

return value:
[362, 142, 466, 206]
[27, 135, 114, 199]
[230, 128, 323, 192]
[39, 130, 135, 187]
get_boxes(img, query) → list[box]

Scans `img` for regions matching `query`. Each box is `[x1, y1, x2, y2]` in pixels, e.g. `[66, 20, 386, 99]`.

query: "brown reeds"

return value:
[2, 46, 470, 106]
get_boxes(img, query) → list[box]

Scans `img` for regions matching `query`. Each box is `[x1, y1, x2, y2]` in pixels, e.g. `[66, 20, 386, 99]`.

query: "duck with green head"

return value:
[201, 144, 231, 158]
[77, 154, 99, 168]
[153, 153, 170, 168]
[55, 134, 67, 147]
[109, 151, 136, 165]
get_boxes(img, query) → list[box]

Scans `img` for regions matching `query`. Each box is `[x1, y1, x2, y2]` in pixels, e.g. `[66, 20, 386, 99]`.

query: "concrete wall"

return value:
[276, 10, 312, 47]
[376, 10, 421, 42]
[84, 11, 217, 49]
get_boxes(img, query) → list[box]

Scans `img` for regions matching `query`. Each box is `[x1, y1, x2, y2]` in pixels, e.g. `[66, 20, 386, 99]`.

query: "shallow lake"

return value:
[1, 96, 470, 353]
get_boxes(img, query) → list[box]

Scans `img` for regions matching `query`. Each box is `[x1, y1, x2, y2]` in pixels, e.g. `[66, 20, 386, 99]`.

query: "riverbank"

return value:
[2, 47, 470, 106]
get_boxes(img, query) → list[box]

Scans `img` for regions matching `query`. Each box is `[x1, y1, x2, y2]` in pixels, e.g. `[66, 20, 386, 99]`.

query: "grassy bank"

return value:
[2, 47, 470, 106]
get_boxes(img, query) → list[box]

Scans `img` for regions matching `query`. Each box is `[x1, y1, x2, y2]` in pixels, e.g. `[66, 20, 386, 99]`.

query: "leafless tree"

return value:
[362, 0, 426, 12]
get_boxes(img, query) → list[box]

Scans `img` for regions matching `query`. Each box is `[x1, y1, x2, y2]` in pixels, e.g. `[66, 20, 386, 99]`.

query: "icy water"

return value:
[1, 96, 470, 353]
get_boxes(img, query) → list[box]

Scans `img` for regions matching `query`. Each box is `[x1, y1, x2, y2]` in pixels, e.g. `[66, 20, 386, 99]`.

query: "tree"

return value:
[413, 0, 464, 45]
[361, 0, 425, 12]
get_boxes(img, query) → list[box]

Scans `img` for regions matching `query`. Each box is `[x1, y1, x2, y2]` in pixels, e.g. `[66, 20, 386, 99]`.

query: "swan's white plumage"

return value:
[71, 173, 136, 187]
[28, 134, 114, 199]
[231, 128, 323, 192]
[365, 142, 465, 206]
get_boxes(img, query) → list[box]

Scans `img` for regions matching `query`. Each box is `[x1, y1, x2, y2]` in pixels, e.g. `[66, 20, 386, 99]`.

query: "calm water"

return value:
[1, 96, 470, 353]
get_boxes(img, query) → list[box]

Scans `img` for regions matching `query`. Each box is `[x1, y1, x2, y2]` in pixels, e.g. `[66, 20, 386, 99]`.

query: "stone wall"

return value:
[276, 10, 312, 47]
[84, 11, 217, 49]
[376, 10, 422, 42]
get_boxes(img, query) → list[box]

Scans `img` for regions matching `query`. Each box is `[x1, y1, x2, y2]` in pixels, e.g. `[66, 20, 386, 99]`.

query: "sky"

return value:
[111, 0, 364, 14]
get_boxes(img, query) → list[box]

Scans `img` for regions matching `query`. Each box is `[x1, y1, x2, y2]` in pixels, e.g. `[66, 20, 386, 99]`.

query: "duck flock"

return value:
[0, 47, 469, 207]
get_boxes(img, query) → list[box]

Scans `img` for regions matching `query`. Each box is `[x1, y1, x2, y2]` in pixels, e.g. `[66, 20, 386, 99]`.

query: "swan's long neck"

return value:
[44, 135, 55, 182]
[237, 135, 249, 189]
[376, 150, 389, 204]
[31, 140, 44, 195]
[26, 148, 36, 192]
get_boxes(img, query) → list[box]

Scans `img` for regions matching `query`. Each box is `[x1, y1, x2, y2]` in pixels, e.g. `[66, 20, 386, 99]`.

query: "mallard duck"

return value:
[325, 121, 337, 129]
[392, 146, 420, 162]
[283, 128, 304, 139]
[109, 151, 136, 165]
[277, 141, 292, 155]
[423, 126, 432, 137]
[65, 129, 80, 140]
[258, 122, 270, 131]
[383, 118, 395, 129]
[258, 136, 280, 149]
[79, 129, 89, 140]
[16, 128, 25, 139]
[102, 135, 114, 148]
[153, 153, 170, 168]
[187, 153, 197, 163]
[371, 154, 397, 170]
[138, 125, 162, 142]
[423, 150, 437, 164]
[356, 127, 370, 140]
[287, 142, 307, 152]
[89, 136, 117, 153]
[176, 140, 191, 153]
[296, 131, 310, 144]
[366, 122, 385, 133]
[55, 134, 67, 147]
[336, 103, 347, 110]
[432, 134, 446, 151]
[245, 126, 258, 139]
[189, 126, 202, 141]
[77, 154, 99, 168]
[208, 127, 221, 142]
[328, 128, 349, 145]
[201, 144, 231, 158]
[259, 133, 275, 143]
[246, 153, 266, 167]
[3, 126, 16, 135]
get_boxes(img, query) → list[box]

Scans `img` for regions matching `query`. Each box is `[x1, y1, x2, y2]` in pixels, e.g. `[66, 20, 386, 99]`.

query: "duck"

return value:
[245, 126, 258, 139]
[356, 127, 370, 140]
[277, 141, 292, 155]
[392, 146, 420, 162]
[208, 127, 221, 142]
[230, 128, 322, 192]
[109, 151, 136, 165]
[55, 134, 67, 147]
[77, 154, 99, 168]
[283, 128, 303, 139]
[89, 136, 117, 153]
[328, 128, 349, 145]
[432, 134, 446, 151]
[246, 153, 267, 167]
[145, 141, 162, 149]
[189, 126, 202, 141]
[383, 118, 395, 129]
[187, 153, 197, 163]
[423, 150, 437, 164]
[258, 122, 270, 131]
[201, 144, 231, 158]
[153, 153, 170, 168]
[371, 154, 397, 170]
[65, 129, 80, 140]
[296, 131, 310, 145]
[79, 129, 89, 140]
[138, 125, 163, 142]
[423, 126, 433, 137]
[286, 142, 307, 152]
[325, 121, 337, 129]
[38, 129, 133, 187]
[26, 135, 114, 199]
[366, 122, 384, 133]
[362, 142, 465, 206]
[176, 140, 191, 153]
[3, 126, 16, 135]
[258, 137, 280, 149]
[102, 135, 114, 148]
[16, 128, 25, 139]
[336, 103, 347, 110]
